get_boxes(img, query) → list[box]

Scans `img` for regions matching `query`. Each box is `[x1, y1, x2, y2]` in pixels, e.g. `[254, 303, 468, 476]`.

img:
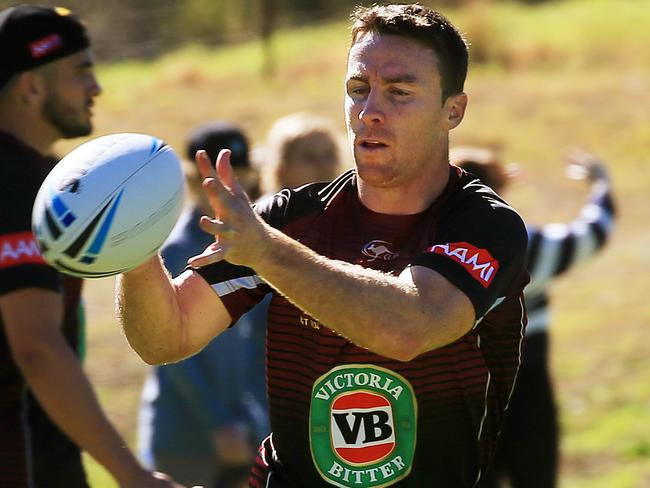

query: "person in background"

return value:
[117, 4, 530, 487]
[451, 146, 616, 488]
[138, 121, 267, 488]
[257, 111, 344, 196]
[0, 5, 179, 487]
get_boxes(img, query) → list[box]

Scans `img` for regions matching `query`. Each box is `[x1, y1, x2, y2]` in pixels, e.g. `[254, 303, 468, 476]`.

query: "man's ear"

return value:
[444, 92, 468, 130]
[17, 71, 46, 105]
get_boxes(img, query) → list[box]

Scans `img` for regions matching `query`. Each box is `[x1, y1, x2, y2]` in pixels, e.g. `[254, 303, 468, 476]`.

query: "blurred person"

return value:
[0, 5, 180, 488]
[137, 121, 268, 488]
[117, 4, 530, 487]
[451, 146, 616, 488]
[257, 111, 344, 195]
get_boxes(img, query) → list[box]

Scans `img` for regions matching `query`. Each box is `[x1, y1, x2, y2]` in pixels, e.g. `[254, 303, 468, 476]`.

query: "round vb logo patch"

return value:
[310, 365, 417, 488]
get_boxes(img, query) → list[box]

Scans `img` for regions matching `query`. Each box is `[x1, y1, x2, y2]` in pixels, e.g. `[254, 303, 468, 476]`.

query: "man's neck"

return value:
[0, 111, 57, 156]
[357, 164, 451, 216]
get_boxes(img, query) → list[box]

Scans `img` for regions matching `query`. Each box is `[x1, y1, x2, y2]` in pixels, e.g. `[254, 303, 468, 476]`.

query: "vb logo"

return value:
[332, 392, 396, 463]
[310, 365, 417, 488]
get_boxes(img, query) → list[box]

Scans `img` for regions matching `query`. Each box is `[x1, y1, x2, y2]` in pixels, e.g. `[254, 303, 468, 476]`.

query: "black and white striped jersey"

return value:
[524, 178, 616, 334]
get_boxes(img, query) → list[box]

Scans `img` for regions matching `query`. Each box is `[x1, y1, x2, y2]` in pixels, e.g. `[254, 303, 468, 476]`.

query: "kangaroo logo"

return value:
[362, 240, 399, 262]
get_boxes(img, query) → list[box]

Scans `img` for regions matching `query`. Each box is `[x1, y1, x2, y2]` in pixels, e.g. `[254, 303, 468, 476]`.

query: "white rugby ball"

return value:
[32, 133, 185, 278]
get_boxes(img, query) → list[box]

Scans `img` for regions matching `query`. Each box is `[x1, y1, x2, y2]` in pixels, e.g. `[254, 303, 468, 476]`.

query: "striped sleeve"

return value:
[525, 178, 615, 297]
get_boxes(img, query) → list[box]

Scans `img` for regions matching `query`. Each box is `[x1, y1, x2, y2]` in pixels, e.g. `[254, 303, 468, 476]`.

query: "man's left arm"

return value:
[244, 228, 475, 361]
[190, 150, 483, 361]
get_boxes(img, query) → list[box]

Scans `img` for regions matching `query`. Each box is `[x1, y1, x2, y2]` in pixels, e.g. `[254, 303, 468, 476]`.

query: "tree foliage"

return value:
[10, 0, 553, 61]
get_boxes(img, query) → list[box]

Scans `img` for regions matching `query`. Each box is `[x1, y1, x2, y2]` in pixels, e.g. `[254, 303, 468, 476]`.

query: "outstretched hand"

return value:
[564, 148, 608, 182]
[187, 149, 268, 269]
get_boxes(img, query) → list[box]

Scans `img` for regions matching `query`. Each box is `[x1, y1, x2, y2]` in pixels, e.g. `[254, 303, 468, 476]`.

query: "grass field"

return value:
[68, 0, 650, 486]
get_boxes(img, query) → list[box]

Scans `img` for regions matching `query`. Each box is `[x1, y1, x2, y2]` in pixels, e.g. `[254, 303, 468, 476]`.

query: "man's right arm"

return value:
[0, 288, 180, 488]
[115, 254, 231, 364]
[525, 152, 615, 296]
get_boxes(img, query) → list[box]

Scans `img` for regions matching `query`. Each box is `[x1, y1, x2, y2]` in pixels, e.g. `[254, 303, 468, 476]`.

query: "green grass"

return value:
[76, 0, 650, 486]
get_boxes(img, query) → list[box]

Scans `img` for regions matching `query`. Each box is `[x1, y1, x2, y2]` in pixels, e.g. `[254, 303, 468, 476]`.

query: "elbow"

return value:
[393, 350, 422, 362]
[12, 346, 46, 369]
[388, 339, 427, 362]
[130, 342, 185, 366]
[370, 330, 427, 362]
[372, 318, 469, 362]
[120, 318, 190, 366]
[138, 351, 167, 366]
[121, 327, 184, 366]
[11, 338, 62, 373]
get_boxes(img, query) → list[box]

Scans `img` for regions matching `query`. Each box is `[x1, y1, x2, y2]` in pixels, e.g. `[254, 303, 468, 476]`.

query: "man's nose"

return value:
[89, 74, 102, 97]
[359, 90, 385, 125]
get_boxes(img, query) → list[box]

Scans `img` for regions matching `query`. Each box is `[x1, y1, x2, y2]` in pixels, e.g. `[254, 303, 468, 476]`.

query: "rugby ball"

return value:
[32, 133, 186, 278]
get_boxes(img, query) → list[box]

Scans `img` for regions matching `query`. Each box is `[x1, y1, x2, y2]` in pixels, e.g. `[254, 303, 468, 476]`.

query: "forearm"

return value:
[116, 254, 230, 365]
[116, 255, 186, 364]
[16, 336, 145, 485]
[255, 228, 472, 360]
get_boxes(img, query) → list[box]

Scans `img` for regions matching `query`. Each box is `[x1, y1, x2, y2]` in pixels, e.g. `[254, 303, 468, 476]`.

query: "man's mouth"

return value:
[360, 140, 388, 149]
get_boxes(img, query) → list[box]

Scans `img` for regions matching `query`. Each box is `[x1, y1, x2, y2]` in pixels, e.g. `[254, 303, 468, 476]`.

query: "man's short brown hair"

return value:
[350, 3, 469, 101]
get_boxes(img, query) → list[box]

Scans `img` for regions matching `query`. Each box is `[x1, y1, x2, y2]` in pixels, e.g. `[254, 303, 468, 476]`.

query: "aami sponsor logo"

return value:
[0, 232, 46, 268]
[331, 391, 395, 464]
[29, 34, 64, 59]
[427, 241, 499, 288]
[362, 240, 399, 262]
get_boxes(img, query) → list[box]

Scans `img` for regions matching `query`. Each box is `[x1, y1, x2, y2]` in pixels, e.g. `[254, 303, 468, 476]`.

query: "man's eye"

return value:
[348, 85, 368, 96]
[390, 88, 410, 96]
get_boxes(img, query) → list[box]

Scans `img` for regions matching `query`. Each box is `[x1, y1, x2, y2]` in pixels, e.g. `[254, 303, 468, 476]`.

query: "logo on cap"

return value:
[29, 34, 64, 59]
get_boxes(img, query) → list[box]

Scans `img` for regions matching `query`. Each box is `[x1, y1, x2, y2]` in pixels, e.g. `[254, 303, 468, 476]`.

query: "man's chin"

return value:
[355, 165, 398, 188]
[60, 122, 93, 139]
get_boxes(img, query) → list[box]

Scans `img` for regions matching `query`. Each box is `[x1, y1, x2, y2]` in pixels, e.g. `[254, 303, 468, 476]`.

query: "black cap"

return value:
[0, 5, 90, 89]
[186, 121, 250, 169]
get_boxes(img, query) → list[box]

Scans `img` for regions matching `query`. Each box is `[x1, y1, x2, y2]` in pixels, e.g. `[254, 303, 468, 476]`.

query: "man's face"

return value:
[345, 31, 462, 189]
[40, 48, 101, 138]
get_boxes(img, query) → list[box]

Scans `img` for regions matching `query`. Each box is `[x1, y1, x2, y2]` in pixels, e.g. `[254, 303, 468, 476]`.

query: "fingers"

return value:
[564, 148, 607, 182]
[195, 150, 233, 213]
[195, 149, 217, 180]
[202, 177, 231, 220]
[216, 149, 244, 195]
[191, 217, 235, 268]
[196, 148, 247, 197]
[504, 163, 522, 182]
[187, 241, 227, 268]
[198, 215, 232, 236]
[190, 149, 260, 269]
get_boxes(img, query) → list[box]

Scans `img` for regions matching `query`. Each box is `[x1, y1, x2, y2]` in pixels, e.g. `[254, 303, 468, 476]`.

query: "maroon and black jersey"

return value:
[197, 167, 529, 488]
[0, 132, 87, 487]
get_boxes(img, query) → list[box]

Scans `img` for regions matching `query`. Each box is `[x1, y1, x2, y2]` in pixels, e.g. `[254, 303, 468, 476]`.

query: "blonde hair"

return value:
[258, 112, 344, 194]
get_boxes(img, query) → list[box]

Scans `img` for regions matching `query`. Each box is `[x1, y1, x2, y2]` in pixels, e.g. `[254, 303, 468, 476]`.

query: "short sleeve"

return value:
[0, 161, 61, 295]
[412, 201, 528, 319]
